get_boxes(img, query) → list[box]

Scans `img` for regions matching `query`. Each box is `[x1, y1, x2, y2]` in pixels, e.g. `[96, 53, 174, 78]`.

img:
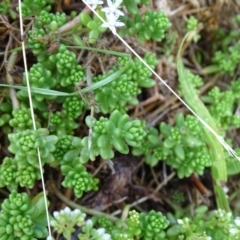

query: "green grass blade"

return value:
[0, 84, 71, 96]
[77, 66, 126, 94]
[0, 66, 126, 96]
[177, 32, 230, 211]
[65, 45, 130, 58]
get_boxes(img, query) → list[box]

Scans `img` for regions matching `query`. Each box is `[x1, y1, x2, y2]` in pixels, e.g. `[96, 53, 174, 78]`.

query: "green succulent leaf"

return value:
[164, 138, 176, 149]
[31, 193, 48, 225]
[63, 149, 81, 162]
[100, 146, 114, 159]
[80, 12, 92, 26]
[112, 136, 129, 154]
[89, 30, 99, 44]
[160, 122, 171, 138]
[109, 110, 122, 126]
[97, 134, 111, 148]
[174, 144, 185, 160]
[123, 0, 138, 14]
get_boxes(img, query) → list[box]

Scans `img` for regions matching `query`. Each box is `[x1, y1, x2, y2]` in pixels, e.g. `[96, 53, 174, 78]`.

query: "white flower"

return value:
[46, 236, 55, 240]
[96, 228, 111, 240]
[229, 227, 238, 236]
[177, 219, 184, 225]
[235, 217, 240, 226]
[63, 206, 71, 214]
[72, 209, 81, 215]
[86, 219, 93, 226]
[177, 218, 189, 227]
[102, 0, 124, 17]
[102, 233, 111, 240]
[101, 12, 124, 34]
[97, 228, 106, 235]
[53, 211, 60, 218]
[83, 0, 104, 9]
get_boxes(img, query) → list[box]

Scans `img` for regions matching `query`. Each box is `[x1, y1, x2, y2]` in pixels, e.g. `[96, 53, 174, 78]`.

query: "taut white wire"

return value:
[18, 1, 52, 236]
[83, 0, 240, 161]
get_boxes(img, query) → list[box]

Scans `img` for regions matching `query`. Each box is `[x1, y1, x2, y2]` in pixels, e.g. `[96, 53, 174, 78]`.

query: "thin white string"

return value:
[18, 1, 52, 236]
[83, 0, 240, 161]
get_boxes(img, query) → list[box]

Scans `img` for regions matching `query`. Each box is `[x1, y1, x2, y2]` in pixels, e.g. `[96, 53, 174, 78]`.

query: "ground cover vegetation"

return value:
[1, 0, 240, 239]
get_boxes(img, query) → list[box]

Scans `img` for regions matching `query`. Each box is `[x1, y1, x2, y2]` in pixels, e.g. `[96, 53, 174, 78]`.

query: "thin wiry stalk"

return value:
[18, 0, 52, 237]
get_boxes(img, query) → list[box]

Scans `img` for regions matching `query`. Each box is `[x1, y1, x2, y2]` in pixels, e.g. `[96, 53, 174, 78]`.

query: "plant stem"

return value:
[49, 179, 118, 221]
[6, 51, 20, 109]
[58, 6, 90, 34]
